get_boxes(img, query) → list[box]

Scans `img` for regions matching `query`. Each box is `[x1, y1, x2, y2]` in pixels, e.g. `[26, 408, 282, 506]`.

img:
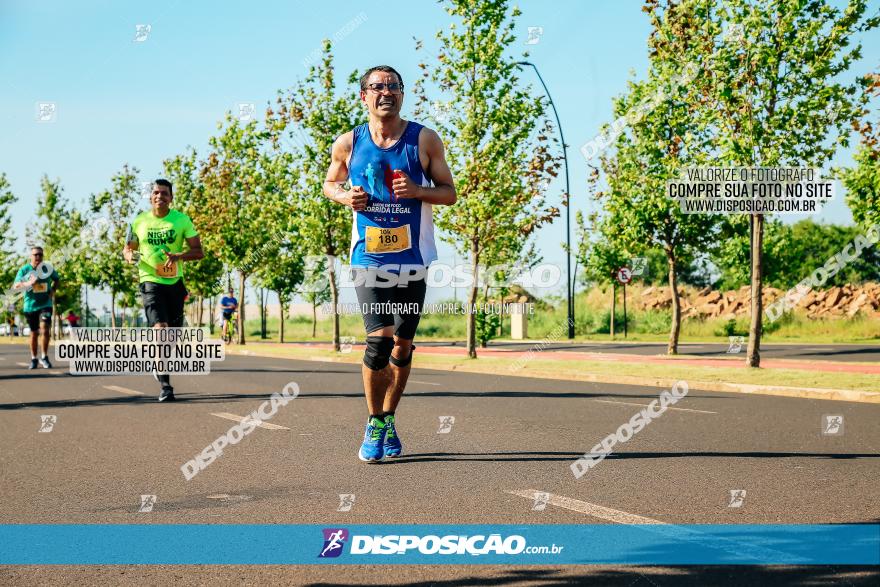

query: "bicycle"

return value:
[222, 311, 237, 344]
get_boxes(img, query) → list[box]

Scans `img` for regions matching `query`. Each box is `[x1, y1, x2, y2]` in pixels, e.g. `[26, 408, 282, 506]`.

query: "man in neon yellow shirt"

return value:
[124, 179, 204, 401]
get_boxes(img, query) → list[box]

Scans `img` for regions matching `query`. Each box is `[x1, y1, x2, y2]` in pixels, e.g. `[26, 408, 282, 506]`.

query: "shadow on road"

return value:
[0, 391, 300, 410]
[796, 347, 880, 359]
[0, 389, 733, 410]
[304, 565, 879, 586]
[383, 450, 880, 464]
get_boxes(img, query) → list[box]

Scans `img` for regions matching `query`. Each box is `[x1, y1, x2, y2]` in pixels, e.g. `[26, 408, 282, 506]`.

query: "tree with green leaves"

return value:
[89, 165, 140, 327]
[840, 73, 879, 229]
[0, 174, 19, 331]
[254, 240, 304, 343]
[300, 256, 332, 338]
[198, 114, 280, 344]
[588, 63, 718, 353]
[712, 219, 880, 289]
[30, 175, 91, 335]
[647, 0, 879, 365]
[575, 211, 632, 339]
[266, 40, 362, 351]
[164, 149, 226, 329]
[413, 0, 561, 358]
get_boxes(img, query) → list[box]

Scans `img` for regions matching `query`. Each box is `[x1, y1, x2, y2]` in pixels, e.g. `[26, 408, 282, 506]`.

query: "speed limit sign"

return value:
[615, 266, 633, 285]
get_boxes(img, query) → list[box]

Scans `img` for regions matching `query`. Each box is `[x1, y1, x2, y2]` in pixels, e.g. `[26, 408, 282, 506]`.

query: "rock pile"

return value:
[635, 283, 880, 319]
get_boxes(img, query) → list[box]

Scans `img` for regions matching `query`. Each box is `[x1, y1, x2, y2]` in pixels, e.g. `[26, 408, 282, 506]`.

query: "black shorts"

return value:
[139, 280, 187, 327]
[353, 268, 426, 340]
[222, 311, 234, 320]
[24, 308, 52, 331]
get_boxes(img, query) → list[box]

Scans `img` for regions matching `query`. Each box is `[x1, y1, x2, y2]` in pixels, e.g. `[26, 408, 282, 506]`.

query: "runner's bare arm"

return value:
[123, 233, 139, 263]
[323, 132, 366, 211]
[11, 274, 35, 290]
[165, 236, 204, 265]
[411, 128, 456, 205]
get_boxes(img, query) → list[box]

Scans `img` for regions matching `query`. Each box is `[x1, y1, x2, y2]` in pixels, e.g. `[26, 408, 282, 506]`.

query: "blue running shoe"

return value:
[358, 416, 386, 462]
[383, 414, 403, 457]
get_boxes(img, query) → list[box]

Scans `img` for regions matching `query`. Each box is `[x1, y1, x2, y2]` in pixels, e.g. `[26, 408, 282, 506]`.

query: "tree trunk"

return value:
[259, 288, 267, 339]
[747, 214, 764, 367]
[110, 292, 116, 328]
[328, 262, 340, 351]
[311, 303, 317, 338]
[277, 290, 285, 343]
[666, 249, 681, 355]
[465, 245, 480, 358]
[610, 284, 616, 339]
[208, 296, 215, 335]
[238, 273, 246, 345]
[52, 299, 59, 337]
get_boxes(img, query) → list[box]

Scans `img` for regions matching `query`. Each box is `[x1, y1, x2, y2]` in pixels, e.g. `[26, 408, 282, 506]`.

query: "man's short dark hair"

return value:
[360, 65, 403, 91]
[31, 246, 43, 254]
[154, 179, 173, 195]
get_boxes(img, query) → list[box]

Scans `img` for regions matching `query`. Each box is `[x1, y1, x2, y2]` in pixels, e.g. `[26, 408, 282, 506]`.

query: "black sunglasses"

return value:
[365, 82, 403, 94]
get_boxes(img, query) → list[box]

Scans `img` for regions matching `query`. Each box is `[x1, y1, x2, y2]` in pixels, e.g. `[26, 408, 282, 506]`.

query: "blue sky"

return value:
[1, 0, 877, 307]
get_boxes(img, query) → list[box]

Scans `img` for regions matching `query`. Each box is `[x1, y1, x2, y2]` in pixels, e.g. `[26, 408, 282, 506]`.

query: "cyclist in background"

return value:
[220, 287, 238, 343]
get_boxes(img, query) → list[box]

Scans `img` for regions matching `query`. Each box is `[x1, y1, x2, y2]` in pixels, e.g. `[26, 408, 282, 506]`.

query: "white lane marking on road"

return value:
[507, 489, 663, 524]
[408, 380, 441, 386]
[592, 399, 717, 414]
[103, 385, 145, 396]
[507, 489, 806, 563]
[210, 412, 289, 430]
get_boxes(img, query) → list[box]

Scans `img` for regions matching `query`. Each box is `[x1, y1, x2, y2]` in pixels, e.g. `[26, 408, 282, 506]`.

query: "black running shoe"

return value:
[28, 358, 38, 370]
[158, 385, 175, 402]
[40, 357, 52, 369]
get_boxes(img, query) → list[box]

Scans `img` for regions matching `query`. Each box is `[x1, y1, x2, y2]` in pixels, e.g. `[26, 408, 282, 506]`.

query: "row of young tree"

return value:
[592, 219, 880, 290]
[0, 0, 561, 357]
[577, 0, 879, 367]
[1, 0, 876, 364]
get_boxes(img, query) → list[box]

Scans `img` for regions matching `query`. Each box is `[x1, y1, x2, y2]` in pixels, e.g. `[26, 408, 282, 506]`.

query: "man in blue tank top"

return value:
[324, 65, 457, 462]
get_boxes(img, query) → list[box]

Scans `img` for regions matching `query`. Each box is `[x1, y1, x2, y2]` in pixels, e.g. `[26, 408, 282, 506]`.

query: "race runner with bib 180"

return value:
[324, 64, 456, 463]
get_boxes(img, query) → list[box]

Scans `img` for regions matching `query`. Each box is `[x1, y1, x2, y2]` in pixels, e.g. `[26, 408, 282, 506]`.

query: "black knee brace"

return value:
[389, 344, 416, 368]
[363, 336, 395, 370]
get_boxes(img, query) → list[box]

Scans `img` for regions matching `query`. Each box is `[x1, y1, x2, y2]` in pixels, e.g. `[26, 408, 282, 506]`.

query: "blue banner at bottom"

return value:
[0, 524, 877, 565]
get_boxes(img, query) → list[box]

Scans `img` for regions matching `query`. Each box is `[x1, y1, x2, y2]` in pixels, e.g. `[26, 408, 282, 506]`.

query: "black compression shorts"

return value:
[139, 280, 187, 327]
[352, 268, 426, 340]
[24, 308, 52, 332]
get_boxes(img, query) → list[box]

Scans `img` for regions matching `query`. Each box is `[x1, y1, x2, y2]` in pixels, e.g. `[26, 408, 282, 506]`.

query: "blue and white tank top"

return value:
[347, 120, 437, 269]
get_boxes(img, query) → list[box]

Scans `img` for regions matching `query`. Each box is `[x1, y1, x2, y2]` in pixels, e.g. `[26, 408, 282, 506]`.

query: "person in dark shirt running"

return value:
[12, 246, 60, 369]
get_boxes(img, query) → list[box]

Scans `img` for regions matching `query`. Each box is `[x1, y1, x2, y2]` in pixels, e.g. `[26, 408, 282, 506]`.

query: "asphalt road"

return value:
[431, 341, 880, 363]
[0, 343, 878, 585]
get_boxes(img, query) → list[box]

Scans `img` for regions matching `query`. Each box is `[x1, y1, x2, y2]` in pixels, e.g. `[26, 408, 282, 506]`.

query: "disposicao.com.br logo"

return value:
[318, 529, 563, 557]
